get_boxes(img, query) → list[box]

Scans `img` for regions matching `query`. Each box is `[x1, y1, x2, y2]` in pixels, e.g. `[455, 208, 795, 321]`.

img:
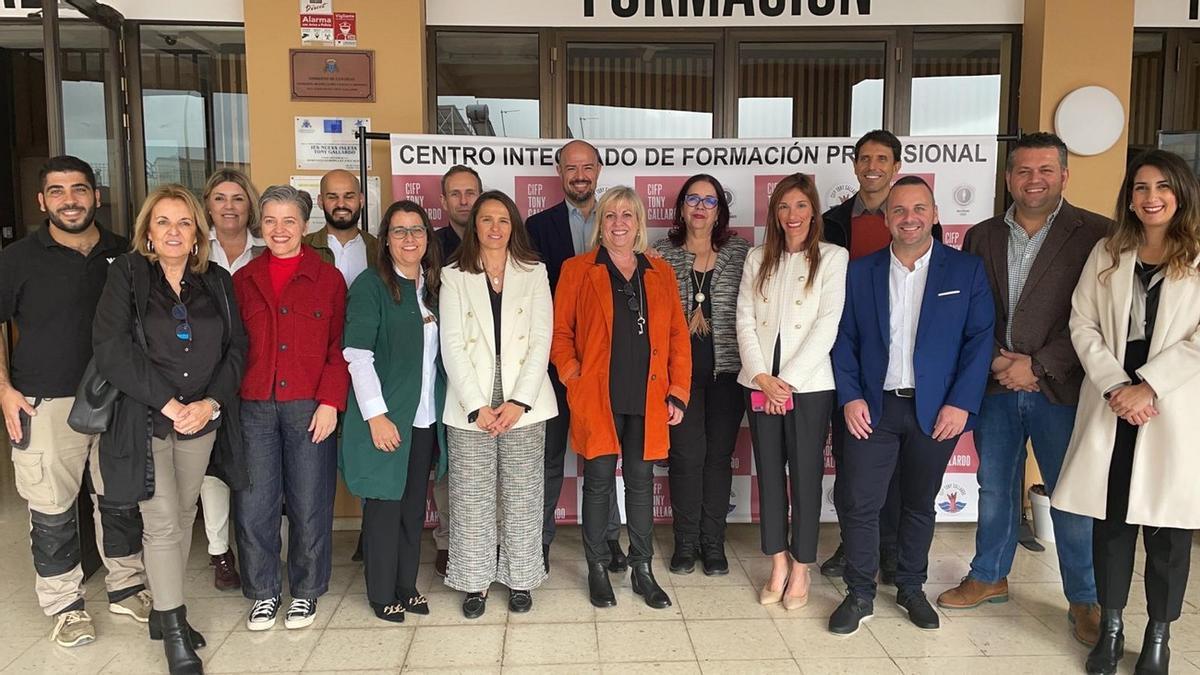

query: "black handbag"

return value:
[68, 257, 146, 435]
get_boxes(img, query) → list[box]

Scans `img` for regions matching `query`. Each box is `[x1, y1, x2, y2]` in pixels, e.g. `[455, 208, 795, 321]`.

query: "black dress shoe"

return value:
[669, 543, 698, 575]
[588, 561, 617, 608]
[896, 590, 939, 630]
[700, 543, 729, 576]
[462, 592, 487, 619]
[543, 544, 550, 574]
[399, 588, 430, 615]
[509, 589, 533, 613]
[434, 549, 449, 578]
[879, 548, 898, 586]
[820, 544, 846, 578]
[828, 594, 874, 635]
[607, 540, 628, 573]
[152, 606, 203, 675]
[1086, 608, 1123, 675]
[370, 601, 406, 623]
[149, 608, 207, 649]
[631, 562, 672, 609]
[1134, 619, 1170, 674]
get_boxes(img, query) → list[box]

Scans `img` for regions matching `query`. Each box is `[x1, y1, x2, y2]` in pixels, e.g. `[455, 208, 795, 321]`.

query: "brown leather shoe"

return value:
[435, 549, 449, 578]
[211, 550, 241, 591]
[1069, 602, 1101, 646]
[936, 576, 1008, 609]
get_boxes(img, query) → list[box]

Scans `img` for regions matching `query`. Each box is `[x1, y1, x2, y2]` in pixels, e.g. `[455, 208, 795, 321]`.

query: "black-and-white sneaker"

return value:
[285, 598, 318, 629]
[247, 596, 280, 631]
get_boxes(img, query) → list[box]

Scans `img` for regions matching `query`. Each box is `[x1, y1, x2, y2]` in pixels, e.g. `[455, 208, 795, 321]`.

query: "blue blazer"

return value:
[525, 201, 576, 293]
[832, 240, 994, 436]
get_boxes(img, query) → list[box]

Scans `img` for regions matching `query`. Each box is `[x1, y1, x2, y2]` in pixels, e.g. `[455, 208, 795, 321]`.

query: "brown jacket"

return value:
[963, 200, 1110, 405]
[302, 227, 380, 271]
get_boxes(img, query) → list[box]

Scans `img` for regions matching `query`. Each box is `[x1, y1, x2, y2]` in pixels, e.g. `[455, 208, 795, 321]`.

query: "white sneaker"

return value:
[246, 596, 280, 631]
[284, 598, 317, 629]
[50, 609, 96, 647]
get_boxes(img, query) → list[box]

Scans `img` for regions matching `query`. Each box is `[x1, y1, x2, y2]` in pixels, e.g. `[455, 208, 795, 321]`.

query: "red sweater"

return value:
[232, 245, 349, 409]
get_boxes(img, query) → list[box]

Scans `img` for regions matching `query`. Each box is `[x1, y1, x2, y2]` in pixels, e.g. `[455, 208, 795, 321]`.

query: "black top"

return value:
[0, 225, 130, 397]
[488, 284, 502, 359]
[144, 265, 224, 439]
[1124, 262, 1164, 379]
[598, 247, 651, 416]
[690, 269, 714, 381]
[436, 225, 463, 259]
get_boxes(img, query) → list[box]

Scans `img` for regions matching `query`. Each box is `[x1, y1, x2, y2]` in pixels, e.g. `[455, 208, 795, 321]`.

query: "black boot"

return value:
[153, 606, 203, 674]
[149, 608, 207, 649]
[630, 562, 671, 609]
[588, 561, 616, 608]
[1134, 620, 1170, 674]
[1085, 608, 1123, 674]
[669, 541, 698, 575]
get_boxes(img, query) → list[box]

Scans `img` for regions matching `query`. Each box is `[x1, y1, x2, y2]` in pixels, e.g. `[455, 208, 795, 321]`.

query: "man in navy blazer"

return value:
[526, 140, 626, 575]
[829, 176, 993, 635]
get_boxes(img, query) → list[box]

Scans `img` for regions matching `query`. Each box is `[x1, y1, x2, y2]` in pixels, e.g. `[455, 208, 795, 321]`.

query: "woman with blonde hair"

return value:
[93, 184, 248, 674]
[551, 186, 691, 610]
[1055, 149, 1200, 675]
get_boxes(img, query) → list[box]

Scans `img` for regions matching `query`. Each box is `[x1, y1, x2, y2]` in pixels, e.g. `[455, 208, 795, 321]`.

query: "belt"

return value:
[886, 388, 915, 399]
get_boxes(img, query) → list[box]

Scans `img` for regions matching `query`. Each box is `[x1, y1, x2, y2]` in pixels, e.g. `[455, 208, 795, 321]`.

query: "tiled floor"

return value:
[2, 480, 1200, 674]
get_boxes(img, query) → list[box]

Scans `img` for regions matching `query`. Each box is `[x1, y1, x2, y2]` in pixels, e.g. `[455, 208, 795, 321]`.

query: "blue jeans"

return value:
[234, 399, 337, 600]
[969, 391, 1096, 603]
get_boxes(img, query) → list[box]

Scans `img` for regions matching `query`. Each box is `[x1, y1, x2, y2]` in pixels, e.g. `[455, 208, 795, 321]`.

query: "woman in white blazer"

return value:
[736, 173, 848, 610]
[439, 190, 557, 619]
[1054, 150, 1200, 675]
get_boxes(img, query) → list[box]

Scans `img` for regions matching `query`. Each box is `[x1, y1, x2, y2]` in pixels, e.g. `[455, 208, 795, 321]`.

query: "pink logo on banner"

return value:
[754, 174, 789, 227]
[947, 432, 979, 473]
[515, 176, 565, 221]
[423, 479, 439, 528]
[730, 428, 753, 477]
[635, 176, 689, 228]
[393, 175, 446, 228]
[653, 476, 673, 524]
[940, 224, 970, 250]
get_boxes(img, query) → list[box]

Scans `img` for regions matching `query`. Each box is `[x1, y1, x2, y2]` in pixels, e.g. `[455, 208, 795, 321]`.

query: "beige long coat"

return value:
[1053, 241, 1200, 529]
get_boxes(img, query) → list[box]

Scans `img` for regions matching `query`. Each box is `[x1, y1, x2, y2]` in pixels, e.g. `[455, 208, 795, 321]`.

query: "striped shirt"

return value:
[1003, 198, 1063, 349]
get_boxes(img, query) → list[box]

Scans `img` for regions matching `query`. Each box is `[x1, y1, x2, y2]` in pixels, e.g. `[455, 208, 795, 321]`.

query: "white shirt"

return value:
[208, 231, 264, 274]
[343, 268, 439, 429]
[328, 232, 369, 287]
[884, 243, 933, 391]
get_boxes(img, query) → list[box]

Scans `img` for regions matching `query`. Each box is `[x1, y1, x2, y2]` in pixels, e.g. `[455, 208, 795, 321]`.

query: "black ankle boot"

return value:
[149, 609, 207, 650]
[153, 606, 203, 674]
[587, 561, 616, 608]
[1085, 608, 1123, 674]
[630, 562, 671, 609]
[1134, 620, 1171, 674]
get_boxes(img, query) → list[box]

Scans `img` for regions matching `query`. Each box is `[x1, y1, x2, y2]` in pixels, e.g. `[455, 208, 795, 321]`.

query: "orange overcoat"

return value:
[550, 249, 692, 461]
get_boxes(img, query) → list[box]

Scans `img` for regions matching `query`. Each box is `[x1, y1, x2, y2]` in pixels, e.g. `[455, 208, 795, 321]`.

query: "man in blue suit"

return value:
[829, 176, 993, 635]
[526, 140, 626, 575]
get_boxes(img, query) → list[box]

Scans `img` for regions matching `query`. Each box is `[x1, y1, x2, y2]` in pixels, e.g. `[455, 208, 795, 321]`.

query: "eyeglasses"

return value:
[389, 226, 427, 240]
[684, 194, 720, 210]
[618, 281, 640, 312]
[171, 303, 192, 342]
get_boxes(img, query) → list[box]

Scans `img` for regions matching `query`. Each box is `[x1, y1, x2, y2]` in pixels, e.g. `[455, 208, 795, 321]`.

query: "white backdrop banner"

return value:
[394, 133, 998, 526]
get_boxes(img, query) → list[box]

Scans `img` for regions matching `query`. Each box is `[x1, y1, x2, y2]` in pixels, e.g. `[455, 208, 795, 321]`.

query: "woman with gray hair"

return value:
[231, 184, 350, 632]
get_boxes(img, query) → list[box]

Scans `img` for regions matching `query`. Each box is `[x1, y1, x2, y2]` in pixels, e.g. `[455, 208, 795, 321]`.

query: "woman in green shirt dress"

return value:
[340, 200, 446, 623]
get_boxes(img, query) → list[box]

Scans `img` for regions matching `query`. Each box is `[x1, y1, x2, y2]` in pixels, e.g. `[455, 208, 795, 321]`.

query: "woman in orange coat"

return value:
[551, 186, 692, 610]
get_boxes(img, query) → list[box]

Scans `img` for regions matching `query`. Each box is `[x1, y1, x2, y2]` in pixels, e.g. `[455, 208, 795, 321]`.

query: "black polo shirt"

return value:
[598, 247, 652, 417]
[0, 224, 130, 397]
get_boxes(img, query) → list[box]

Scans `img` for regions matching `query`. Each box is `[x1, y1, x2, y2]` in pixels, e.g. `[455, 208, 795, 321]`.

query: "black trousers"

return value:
[832, 407, 901, 554]
[840, 393, 957, 600]
[543, 373, 621, 545]
[1093, 416, 1192, 622]
[361, 427, 435, 606]
[582, 414, 653, 565]
[746, 390, 835, 562]
[668, 374, 745, 547]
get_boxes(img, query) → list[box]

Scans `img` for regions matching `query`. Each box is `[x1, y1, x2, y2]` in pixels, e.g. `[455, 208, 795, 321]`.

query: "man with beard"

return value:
[304, 169, 379, 286]
[0, 156, 151, 647]
[526, 140, 626, 575]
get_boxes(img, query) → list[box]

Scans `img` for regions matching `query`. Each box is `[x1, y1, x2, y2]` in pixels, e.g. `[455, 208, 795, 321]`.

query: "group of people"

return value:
[1, 128, 1197, 675]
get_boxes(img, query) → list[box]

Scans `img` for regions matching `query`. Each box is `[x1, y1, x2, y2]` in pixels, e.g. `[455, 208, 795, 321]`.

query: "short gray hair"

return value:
[260, 184, 312, 222]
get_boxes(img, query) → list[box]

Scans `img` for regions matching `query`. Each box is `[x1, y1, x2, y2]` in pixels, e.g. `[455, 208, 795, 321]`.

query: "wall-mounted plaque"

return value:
[289, 49, 375, 102]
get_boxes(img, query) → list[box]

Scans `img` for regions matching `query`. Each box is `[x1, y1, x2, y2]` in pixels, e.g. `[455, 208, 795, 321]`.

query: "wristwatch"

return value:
[204, 397, 222, 421]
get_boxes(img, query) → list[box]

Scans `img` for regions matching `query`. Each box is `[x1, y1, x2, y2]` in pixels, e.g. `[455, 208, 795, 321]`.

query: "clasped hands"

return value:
[475, 402, 525, 438]
[752, 373, 793, 416]
[992, 350, 1039, 392]
[160, 398, 215, 437]
[1106, 382, 1158, 426]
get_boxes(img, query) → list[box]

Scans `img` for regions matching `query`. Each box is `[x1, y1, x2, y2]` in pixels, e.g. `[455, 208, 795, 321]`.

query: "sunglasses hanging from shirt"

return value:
[619, 274, 646, 335]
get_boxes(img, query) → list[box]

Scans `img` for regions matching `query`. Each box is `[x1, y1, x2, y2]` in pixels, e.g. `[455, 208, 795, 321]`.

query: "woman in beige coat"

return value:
[1054, 149, 1200, 675]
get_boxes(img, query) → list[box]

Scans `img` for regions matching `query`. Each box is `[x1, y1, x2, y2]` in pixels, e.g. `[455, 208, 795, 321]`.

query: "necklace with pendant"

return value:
[692, 248, 713, 303]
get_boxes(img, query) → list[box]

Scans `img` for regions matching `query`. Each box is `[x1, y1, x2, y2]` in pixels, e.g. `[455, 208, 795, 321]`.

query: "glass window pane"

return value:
[0, 22, 46, 245]
[59, 23, 121, 229]
[140, 26, 249, 194]
[738, 41, 885, 138]
[435, 32, 540, 138]
[910, 32, 1012, 136]
[566, 42, 714, 139]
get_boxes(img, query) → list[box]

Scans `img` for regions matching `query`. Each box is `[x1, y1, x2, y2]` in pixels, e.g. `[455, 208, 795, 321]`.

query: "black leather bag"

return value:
[68, 257, 146, 435]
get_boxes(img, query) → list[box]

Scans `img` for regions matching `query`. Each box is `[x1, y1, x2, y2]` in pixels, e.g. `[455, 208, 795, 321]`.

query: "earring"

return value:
[192, 244, 198, 256]
[147, 240, 154, 252]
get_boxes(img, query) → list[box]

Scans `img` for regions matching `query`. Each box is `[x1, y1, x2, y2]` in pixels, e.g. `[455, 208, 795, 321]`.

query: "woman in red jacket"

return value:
[232, 184, 349, 633]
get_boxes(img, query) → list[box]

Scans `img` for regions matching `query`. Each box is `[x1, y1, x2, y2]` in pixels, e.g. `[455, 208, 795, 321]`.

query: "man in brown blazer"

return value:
[936, 133, 1111, 646]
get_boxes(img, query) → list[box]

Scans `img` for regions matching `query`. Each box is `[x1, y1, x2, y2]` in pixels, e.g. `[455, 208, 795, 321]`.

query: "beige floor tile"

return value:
[324, 593, 408, 629]
[603, 662, 702, 674]
[597, 620, 695, 662]
[673, 586, 769, 620]
[923, 556, 972, 584]
[774, 617, 887, 659]
[300, 627, 413, 671]
[186, 596, 261, 634]
[406, 624, 504, 668]
[0, 600, 59, 639]
[504, 622, 598, 665]
[1002, 551, 1062, 583]
[305, 671, 396, 675]
[700, 658, 800, 673]
[0, 636, 38, 670]
[537, 559, 592, 591]
[687, 618, 791, 661]
[865, 617, 983, 658]
[507, 588, 597, 624]
[205, 628, 323, 673]
[504, 666, 597, 675]
[892, 655, 1087, 675]
[4, 636, 128, 675]
[794, 657, 902, 674]
[592, 592, 686, 622]
[97, 631, 233, 674]
[951, 615, 1088, 656]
